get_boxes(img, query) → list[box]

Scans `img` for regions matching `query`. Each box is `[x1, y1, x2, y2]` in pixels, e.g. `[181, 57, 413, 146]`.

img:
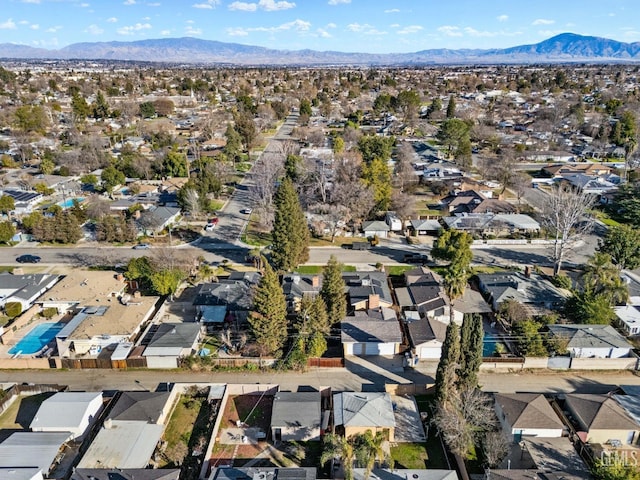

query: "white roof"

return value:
[615, 304, 640, 329]
[30, 392, 102, 432]
[78, 421, 164, 469]
[0, 431, 72, 472]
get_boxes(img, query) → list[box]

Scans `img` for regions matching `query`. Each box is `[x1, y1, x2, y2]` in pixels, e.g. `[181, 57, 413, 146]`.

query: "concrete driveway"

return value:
[391, 394, 426, 443]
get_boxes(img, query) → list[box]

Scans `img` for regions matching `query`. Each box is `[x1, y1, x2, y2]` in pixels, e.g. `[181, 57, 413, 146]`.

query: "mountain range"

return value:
[1, 33, 640, 66]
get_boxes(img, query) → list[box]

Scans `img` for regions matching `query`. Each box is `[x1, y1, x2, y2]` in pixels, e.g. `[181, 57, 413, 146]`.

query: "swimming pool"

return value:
[9, 322, 64, 355]
[58, 197, 85, 208]
[483, 337, 508, 358]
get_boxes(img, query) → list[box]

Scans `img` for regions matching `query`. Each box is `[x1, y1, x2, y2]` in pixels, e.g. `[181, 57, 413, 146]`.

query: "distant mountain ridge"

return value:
[1, 33, 640, 65]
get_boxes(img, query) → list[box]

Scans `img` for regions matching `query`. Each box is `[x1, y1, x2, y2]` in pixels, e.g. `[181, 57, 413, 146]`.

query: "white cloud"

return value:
[390, 23, 400, 28]
[193, 0, 219, 9]
[537, 29, 562, 37]
[80, 3, 90, 7]
[30, 24, 39, 30]
[326, 22, 336, 29]
[259, 0, 295, 10]
[228, 0, 295, 12]
[147, 2, 161, 5]
[346, 23, 386, 35]
[497, 14, 508, 22]
[437, 25, 462, 37]
[86, 24, 104, 35]
[142, 16, 150, 20]
[21, 0, 40, 3]
[123, 0, 136, 5]
[0, 19, 17, 30]
[317, 28, 331, 38]
[46, 25, 62, 33]
[228, 1, 257, 11]
[532, 18, 554, 26]
[226, 18, 311, 36]
[117, 22, 152, 35]
[19, 20, 29, 25]
[384, 8, 400, 13]
[185, 25, 202, 35]
[226, 27, 248, 36]
[565, 22, 576, 27]
[160, 29, 171, 35]
[328, 0, 350, 4]
[106, 17, 118, 23]
[397, 25, 423, 35]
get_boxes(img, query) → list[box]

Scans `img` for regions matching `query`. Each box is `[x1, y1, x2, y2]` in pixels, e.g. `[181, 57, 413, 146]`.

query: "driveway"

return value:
[391, 394, 426, 442]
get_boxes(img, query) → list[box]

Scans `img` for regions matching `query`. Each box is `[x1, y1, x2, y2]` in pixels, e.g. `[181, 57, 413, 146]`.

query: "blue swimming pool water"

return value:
[58, 197, 84, 208]
[9, 322, 64, 355]
[483, 337, 508, 357]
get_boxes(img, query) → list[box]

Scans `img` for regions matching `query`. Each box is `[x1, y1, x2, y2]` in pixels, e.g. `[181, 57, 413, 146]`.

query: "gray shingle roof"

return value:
[548, 324, 632, 350]
[565, 394, 639, 430]
[271, 392, 321, 429]
[494, 393, 563, 430]
[333, 392, 396, 428]
[108, 392, 170, 423]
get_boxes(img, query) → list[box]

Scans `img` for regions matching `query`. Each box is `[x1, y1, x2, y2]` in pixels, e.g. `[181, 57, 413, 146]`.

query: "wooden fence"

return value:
[60, 357, 148, 369]
[307, 357, 345, 368]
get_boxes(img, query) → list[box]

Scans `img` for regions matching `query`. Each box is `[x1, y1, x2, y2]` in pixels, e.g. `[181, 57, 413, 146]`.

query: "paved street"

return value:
[1, 364, 638, 394]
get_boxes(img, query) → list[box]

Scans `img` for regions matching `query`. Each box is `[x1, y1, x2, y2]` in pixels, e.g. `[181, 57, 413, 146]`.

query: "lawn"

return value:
[0, 392, 54, 429]
[294, 265, 356, 274]
[412, 395, 451, 470]
[241, 227, 272, 247]
[390, 443, 429, 469]
[160, 394, 206, 468]
[385, 265, 418, 276]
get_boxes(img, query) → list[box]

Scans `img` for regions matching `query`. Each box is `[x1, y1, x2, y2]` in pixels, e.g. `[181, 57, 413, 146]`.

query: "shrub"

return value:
[41, 307, 57, 319]
[4, 302, 22, 319]
[551, 274, 572, 290]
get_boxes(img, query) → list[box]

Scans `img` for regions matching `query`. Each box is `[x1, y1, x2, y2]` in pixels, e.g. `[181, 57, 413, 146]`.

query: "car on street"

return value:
[204, 223, 216, 232]
[207, 217, 219, 225]
[132, 243, 151, 250]
[240, 208, 252, 214]
[16, 254, 41, 263]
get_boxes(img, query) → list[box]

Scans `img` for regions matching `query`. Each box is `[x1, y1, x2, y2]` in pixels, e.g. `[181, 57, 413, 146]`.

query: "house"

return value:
[342, 271, 393, 311]
[494, 393, 565, 441]
[143, 322, 202, 369]
[476, 272, 566, 314]
[362, 220, 390, 239]
[333, 392, 396, 441]
[270, 391, 322, 442]
[0, 431, 73, 480]
[282, 273, 322, 313]
[209, 467, 317, 480]
[352, 469, 459, 480]
[55, 295, 158, 357]
[406, 316, 448, 359]
[395, 267, 450, 322]
[563, 394, 640, 445]
[547, 324, 633, 358]
[72, 469, 180, 480]
[440, 190, 486, 215]
[615, 303, 640, 336]
[30, 391, 103, 440]
[78, 392, 172, 469]
[193, 271, 261, 329]
[0, 272, 59, 311]
[138, 206, 181, 235]
[491, 437, 590, 480]
[450, 287, 492, 324]
[409, 219, 442, 236]
[1, 189, 43, 215]
[443, 213, 540, 235]
[341, 308, 402, 356]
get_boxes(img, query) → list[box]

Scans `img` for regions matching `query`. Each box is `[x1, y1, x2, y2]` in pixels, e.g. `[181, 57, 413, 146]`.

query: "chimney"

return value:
[311, 275, 320, 288]
[368, 294, 380, 309]
[524, 266, 531, 278]
[116, 274, 125, 282]
[104, 418, 113, 429]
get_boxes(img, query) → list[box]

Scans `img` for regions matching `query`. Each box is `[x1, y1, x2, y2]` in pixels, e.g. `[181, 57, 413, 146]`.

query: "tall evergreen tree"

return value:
[434, 322, 461, 404]
[249, 261, 288, 357]
[446, 94, 456, 118]
[321, 255, 347, 325]
[458, 313, 484, 389]
[271, 177, 310, 271]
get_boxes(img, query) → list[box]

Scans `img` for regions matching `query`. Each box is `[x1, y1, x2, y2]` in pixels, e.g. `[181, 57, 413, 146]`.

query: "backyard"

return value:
[0, 392, 53, 433]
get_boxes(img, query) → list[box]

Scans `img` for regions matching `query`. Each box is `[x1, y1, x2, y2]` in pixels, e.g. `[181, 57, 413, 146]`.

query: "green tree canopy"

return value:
[271, 177, 310, 272]
[0, 221, 15, 244]
[435, 322, 461, 404]
[321, 255, 347, 325]
[446, 94, 456, 118]
[162, 149, 188, 177]
[0, 195, 15, 215]
[598, 224, 640, 270]
[14, 105, 48, 134]
[458, 313, 483, 389]
[150, 268, 185, 299]
[101, 165, 126, 193]
[361, 157, 392, 212]
[357, 135, 395, 164]
[249, 261, 288, 357]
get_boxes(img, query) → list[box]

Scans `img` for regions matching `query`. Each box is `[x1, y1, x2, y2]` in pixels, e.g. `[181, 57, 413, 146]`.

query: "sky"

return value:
[2, 0, 640, 54]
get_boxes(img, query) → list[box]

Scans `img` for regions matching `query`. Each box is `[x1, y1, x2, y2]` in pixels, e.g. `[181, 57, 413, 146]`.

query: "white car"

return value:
[240, 208, 253, 214]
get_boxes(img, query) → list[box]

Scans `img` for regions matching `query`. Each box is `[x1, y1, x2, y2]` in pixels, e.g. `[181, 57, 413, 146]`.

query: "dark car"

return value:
[16, 254, 41, 263]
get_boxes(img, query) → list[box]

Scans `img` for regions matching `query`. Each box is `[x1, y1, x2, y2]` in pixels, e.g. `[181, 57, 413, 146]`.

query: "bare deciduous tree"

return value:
[540, 185, 595, 276]
[482, 431, 511, 469]
[249, 152, 284, 228]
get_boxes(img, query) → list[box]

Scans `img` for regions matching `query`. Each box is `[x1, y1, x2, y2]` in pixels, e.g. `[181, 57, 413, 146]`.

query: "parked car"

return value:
[207, 217, 219, 225]
[16, 254, 41, 263]
[403, 253, 430, 264]
[132, 243, 151, 250]
[240, 208, 252, 214]
[204, 224, 216, 232]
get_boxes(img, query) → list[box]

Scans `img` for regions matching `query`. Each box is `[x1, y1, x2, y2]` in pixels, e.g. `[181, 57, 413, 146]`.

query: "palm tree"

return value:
[320, 433, 354, 480]
[582, 252, 629, 305]
[354, 430, 388, 480]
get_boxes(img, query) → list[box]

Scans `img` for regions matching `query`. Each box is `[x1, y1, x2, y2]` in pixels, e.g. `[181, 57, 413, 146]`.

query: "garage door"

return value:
[352, 343, 364, 355]
[420, 347, 441, 359]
